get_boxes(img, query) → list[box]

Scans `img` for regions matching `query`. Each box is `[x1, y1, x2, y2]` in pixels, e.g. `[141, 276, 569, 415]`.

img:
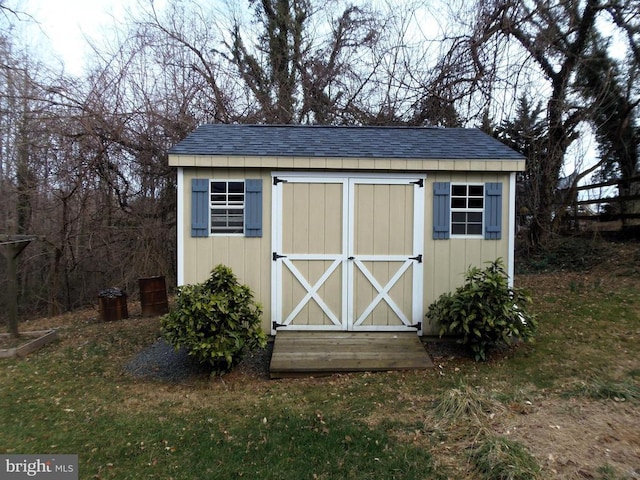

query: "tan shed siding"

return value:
[354, 184, 413, 256]
[452, 160, 472, 171]
[181, 167, 273, 333]
[244, 157, 263, 168]
[484, 161, 507, 171]
[422, 172, 512, 335]
[358, 158, 376, 169]
[282, 182, 342, 254]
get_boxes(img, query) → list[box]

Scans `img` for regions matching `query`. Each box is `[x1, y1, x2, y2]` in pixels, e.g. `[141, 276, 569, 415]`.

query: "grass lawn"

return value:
[1, 241, 639, 479]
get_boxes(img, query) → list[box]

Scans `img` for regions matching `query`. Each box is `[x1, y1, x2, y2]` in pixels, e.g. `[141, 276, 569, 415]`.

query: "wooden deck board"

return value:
[269, 331, 433, 378]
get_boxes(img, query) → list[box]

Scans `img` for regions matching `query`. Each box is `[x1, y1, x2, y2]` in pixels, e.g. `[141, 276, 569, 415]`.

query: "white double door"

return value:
[271, 174, 424, 334]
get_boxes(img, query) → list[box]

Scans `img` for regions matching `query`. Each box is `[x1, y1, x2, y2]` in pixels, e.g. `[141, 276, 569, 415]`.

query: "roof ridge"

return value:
[205, 123, 466, 130]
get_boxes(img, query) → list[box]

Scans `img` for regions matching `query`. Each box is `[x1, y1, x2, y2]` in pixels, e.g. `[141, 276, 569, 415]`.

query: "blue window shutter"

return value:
[245, 179, 263, 237]
[191, 178, 209, 237]
[484, 182, 502, 240]
[433, 182, 450, 240]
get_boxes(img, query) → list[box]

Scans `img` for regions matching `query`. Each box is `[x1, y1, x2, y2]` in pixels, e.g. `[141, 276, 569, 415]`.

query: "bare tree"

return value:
[438, 0, 640, 244]
[577, 42, 639, 226]
[134, 0, 436, 125]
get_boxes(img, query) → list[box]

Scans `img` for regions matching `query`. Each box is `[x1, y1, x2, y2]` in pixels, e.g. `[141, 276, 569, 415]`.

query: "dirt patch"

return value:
[0, 335, 26, 350]
[497, 397, 640, 479]
[371, 393, 640, 480]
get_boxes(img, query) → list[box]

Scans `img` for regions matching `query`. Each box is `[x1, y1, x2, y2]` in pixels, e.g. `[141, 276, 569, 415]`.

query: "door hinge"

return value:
[409, 254, 423, 263]
[410, 178, 424, 187]
[348, 256, 355, 260]
[409, 322, 422, 330]
[273, 252, 287, 261]
[272, 321, 286, 330]
[273, 176, 288, 185]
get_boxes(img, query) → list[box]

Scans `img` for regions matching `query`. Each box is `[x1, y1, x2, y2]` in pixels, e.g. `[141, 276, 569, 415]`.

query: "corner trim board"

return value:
[177, 167, 184, 286]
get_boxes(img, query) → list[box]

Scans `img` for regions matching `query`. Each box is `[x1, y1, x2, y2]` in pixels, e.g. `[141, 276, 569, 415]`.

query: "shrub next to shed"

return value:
[161, 264, 267, 375]
[426, 259, 537, 361]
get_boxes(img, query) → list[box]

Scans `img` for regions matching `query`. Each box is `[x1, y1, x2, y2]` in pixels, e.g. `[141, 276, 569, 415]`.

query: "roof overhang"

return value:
[168, 154, 526, 172]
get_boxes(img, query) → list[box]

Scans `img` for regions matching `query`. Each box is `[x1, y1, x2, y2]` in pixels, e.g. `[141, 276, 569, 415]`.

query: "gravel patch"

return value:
[124, 338, 209, 382]
[125, 337, 450, 383]
[124, 338, 273, 382]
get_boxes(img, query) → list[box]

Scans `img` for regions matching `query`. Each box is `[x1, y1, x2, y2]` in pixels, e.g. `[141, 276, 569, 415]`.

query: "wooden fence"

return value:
[568, 175, 640, 226]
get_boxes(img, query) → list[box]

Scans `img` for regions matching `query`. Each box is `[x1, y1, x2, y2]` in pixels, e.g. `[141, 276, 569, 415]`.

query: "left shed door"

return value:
[271, 177, 347, 331]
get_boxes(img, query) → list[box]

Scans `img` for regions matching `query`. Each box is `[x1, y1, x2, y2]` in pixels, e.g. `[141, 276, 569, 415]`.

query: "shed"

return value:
[168, 124, 525, 336]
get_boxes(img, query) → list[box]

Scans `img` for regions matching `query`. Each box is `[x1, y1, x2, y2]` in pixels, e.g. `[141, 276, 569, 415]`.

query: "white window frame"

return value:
[210, 179, 245, 236]
[450, 183, 484, 238]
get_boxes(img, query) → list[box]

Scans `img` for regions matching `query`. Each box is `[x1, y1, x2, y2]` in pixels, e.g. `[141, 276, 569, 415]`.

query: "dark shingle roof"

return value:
[169, 124, 523, 160]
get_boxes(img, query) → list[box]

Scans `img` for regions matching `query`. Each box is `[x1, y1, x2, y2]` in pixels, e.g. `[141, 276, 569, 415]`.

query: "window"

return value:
[451, 184, 484, 236]
[191, 178, 262, 238]
[210, 180, 245, 234]
[433, 181, 501, 240]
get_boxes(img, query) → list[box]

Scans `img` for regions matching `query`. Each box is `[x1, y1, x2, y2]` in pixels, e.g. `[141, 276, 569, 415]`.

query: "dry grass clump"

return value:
[433, 383, 505, 426]
[471, 435, 542, 480]
[567, 377, 640, 402]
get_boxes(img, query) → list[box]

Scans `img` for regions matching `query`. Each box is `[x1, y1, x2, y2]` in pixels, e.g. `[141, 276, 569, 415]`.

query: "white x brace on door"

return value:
[271, 173, 424, 334]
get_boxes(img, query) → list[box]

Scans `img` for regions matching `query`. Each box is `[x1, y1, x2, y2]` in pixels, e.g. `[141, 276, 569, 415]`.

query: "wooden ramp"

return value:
[269, 331, 433, 379]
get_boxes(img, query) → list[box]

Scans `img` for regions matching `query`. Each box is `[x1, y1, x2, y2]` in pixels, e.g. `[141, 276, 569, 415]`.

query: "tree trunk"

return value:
[6, 247, 20, 338]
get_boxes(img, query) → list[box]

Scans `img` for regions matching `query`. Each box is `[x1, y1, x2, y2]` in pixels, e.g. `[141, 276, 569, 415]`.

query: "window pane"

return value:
[211, 194, 226, 203]
[469, 185, 484, 197]
[451, 223, 466, 235]
[452, 212, 466, 222]
[211, 213, 227, 227]
[467, 224, 482, 235]
[211, 182, 226, 194]
[468, 198, 484, 209]
[452, 185, 467, 196]
[228, 182, 244, 193]
[228, 194, 244, 203]
[228, 212, 244, 225]
[211, 208, 229, 217]
[468, 212, 483, 223]
[451, 198, 467, 209]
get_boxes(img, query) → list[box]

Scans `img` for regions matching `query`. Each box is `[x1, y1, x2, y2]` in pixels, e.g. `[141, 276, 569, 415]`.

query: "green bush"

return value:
[426, 259, 537, 361]
[161, 265, 267, 375]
